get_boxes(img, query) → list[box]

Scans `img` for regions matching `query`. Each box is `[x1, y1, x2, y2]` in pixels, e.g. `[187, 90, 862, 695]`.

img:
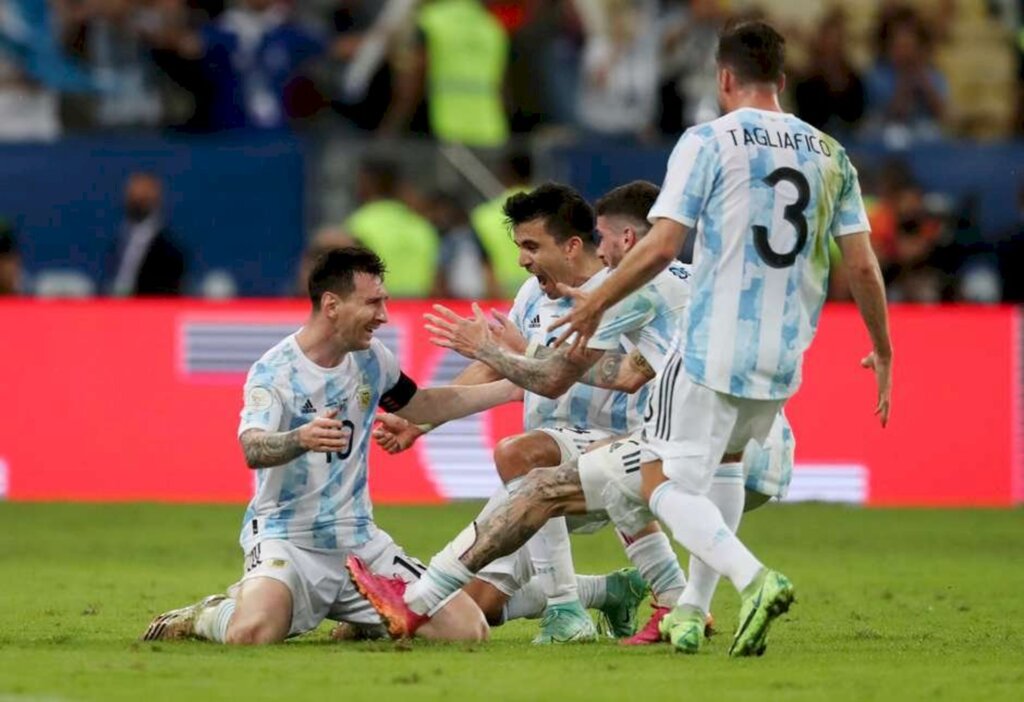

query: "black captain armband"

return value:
[379, 372, 418, 412]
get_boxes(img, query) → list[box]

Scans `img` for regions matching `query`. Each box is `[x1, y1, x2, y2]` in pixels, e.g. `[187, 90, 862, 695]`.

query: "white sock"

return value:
[575, 574, 607, 609]
[679, 465, 745, 613]
[503, 572, 608, 623]
[404, 523, 477, 615]
[622, 530, 687, 608]
[193, 597, 236, 643]
[503, 578, 547, 621]
[649, 480, 763, 593]
[525, 517, 579, 606]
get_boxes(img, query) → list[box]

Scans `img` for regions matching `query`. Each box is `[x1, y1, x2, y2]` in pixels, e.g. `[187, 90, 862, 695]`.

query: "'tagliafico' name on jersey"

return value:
[726, 127, 833, 156]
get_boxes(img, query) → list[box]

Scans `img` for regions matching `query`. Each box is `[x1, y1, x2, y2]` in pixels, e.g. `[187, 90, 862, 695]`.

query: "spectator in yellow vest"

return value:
[426, 189, 501, 300]
[345, 157, 440, 298]
[469, 150, 533, 298]
[382, 0, 510, 147]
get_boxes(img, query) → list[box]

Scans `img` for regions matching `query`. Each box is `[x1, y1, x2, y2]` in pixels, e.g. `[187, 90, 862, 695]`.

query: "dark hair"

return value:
[716, 20, 786, 84]
[504, 150, 532, 183]
[595, 181, 660, 232]
[876, 6, 930, 55]
[0, 221, 15, 256]
[502, 183, 595, 247]
[358, 156, 399, 196]
[308, 245, 386, 310]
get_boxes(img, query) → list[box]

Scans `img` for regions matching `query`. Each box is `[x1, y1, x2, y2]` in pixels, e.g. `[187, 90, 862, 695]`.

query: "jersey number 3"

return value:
[753, 167, 810, 269]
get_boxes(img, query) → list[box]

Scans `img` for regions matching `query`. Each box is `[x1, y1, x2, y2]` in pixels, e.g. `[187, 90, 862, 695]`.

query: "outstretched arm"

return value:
[549, 218, 688, 352]
[426, 303, 602, 398]
[394, 380, 521, 428]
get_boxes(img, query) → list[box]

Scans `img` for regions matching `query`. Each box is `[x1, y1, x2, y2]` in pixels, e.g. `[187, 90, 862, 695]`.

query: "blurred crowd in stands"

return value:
[1, 0, 1023, 302]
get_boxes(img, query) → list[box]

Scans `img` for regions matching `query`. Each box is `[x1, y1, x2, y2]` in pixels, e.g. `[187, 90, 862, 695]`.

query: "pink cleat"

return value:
[346, 555, 429, 639]
[620, 604, 670, 646]
[620, 605, 716, 646]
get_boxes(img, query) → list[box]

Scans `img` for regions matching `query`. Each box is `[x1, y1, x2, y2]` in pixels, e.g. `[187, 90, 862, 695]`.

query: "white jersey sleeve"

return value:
[238, 365, 285, 437]
[628, 262, 690, 373]
[587, 292, 658, 352]
[507, 277, 539, 332]
[648, 128, 719, 227]
[832, 151, 871, 237]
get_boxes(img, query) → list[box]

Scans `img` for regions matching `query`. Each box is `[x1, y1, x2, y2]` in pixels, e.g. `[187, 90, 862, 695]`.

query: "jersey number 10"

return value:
[753, 167, 811, 269]
[325, 420, 355, 463]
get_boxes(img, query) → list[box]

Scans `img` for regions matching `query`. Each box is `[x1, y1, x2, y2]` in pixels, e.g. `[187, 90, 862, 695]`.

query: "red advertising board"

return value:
[0, 300, 1019, 506]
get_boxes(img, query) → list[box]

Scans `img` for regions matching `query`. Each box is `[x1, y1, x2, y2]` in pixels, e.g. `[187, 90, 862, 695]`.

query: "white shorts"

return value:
[536, 426, 611, 461]
[743, 410, 796, 500]
[231, 530, 434, 637]
[578, 413, 795, 529]
[642, 356, 784, 494]
[578, 436, 653, 536]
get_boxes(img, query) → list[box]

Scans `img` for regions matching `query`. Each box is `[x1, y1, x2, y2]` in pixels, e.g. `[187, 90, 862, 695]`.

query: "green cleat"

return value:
[729, 569, 796, 657]
[532, 600, 599, 644]
[596, 568, 648, 638]
[659, 605, 706, 654]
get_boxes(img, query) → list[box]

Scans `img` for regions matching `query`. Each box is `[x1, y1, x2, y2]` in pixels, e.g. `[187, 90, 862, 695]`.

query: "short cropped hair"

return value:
[503, 183, 595, 246]
[716, 20, 786, 85]
[308, 245, 386, 310]
[595, 181, 660, 233]
[0, 221, 15, 256]
[358, 157, 399, 195]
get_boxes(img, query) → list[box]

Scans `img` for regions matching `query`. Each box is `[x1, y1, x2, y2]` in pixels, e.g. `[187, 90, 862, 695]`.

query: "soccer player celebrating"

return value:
[368, 181, 795, 648]
[142, 247, 523, 645]
[550, 20, 893, 656]
[377, 182, 691, 643]
[350, 21, 891, 657]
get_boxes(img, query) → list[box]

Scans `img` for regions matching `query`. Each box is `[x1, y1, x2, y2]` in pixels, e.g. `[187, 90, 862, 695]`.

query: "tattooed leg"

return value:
[403, 461, 587, 616]
[462, 462, 587, 571]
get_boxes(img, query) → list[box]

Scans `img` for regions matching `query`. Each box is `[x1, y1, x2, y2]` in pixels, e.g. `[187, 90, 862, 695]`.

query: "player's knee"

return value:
[456, 612, 491, 642]
[493, 437, 525, 483]
[430, 599, 491, 642]
[225, 618, 282, 646]
[495, 437, 553, 483]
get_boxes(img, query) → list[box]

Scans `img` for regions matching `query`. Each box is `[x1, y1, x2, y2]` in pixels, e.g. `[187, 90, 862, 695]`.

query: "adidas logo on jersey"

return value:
[528, 315, 541, 329]
[301, 399, 316, 414]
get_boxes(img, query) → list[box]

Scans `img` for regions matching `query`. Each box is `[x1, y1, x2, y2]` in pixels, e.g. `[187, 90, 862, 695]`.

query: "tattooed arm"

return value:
[426, 303, 602, 399]
[574, 348, 657, 393]
[239, 429, 306, 468]
[474, 340, 604, 399]
[239, 409, 349, 469]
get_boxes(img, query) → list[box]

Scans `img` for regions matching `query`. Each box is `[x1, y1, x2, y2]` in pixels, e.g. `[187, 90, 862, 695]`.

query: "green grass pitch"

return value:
[1, 502, 1022, 701]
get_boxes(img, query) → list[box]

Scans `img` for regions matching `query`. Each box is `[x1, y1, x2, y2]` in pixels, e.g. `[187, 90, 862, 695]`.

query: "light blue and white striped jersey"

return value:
[509, 262, 690, 437]
[650, 108, 870, 400]
[236, 334, 401, 552]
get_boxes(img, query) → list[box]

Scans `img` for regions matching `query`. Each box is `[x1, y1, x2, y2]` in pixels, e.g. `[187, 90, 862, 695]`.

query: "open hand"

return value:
[489, 309, 527, 354]
[548, 284, 603, 356]
[425, 303, 494, 360]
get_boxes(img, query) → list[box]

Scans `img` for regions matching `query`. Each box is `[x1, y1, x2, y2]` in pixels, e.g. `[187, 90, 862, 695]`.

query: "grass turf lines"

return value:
[1, 502, 1022, 701]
